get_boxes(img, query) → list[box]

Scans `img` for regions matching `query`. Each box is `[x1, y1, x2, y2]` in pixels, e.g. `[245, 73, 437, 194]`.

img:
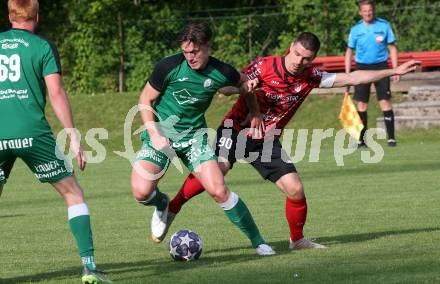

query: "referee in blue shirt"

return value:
[345, 0, 398, 147]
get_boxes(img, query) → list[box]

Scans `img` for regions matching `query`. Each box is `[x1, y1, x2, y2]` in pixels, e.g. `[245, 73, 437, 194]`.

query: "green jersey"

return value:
[143, 53, 241, 141]
[0, 28, 61, 139]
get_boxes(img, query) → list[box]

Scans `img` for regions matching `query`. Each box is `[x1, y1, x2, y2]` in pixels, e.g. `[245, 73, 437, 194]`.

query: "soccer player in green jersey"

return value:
[0, 1, 110, 283]
[131, 22, 275, 256]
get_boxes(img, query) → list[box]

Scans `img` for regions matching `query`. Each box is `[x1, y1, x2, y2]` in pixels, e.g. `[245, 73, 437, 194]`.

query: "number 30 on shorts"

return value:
[218, 136, 233, 149]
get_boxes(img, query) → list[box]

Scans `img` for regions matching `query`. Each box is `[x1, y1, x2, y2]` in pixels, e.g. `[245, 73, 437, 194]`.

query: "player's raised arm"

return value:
[45, 73, 86, 171]
[332, 60, 419, 88]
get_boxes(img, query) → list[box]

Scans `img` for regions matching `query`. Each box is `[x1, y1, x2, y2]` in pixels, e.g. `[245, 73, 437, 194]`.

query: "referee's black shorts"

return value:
[353, 61, 391, 103]
[214, 124, 297, 183]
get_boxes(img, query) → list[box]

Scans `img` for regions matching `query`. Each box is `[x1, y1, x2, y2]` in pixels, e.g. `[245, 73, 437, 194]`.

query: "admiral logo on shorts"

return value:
[33, 160, 69, 180]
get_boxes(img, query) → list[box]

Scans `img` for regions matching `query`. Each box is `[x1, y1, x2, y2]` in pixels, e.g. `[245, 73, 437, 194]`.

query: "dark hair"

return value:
[294, 32, 321, 54]
[358, 0, 375, 8]
[179, 22, 212, 46]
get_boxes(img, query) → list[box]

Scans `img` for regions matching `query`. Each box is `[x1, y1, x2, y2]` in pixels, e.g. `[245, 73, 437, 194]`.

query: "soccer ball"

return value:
[169, 229, 203, 261]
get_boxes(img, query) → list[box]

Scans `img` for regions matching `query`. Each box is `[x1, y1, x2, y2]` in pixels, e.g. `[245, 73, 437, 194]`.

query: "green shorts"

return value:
[136, 133, 217, 172]
[0, 133, 73, 184]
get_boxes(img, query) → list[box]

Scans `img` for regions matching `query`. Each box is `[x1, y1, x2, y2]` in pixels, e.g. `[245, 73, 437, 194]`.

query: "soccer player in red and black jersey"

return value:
[157, 32, 418, 249]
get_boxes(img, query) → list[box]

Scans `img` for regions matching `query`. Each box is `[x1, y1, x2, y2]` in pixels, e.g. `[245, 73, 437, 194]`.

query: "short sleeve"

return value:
[347, 28, 356, 49]
[148, 54, 184, 92]
[386, 23, 396, 44]
[208, 57, 241, 86]
[148, 59, 170, 92]
[42, 41, 61, 77]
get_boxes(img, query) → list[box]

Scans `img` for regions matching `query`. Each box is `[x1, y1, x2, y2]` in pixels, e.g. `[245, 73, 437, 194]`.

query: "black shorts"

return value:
[214, 125, 297, 183]
[353, 61, 391, 103]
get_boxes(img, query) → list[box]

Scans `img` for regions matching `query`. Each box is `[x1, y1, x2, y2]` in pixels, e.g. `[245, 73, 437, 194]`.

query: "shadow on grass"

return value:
[318, 227, 440, 245]
[208, 227, 440, 255]
[0, 214, 25, 218]
[3, 227, 439, 283]
[0, 252, 263, 283]
[302, 161, 440, 179]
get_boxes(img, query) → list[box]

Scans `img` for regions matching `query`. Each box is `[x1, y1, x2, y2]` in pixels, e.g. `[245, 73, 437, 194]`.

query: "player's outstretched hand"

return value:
[395, 60, 420, 75]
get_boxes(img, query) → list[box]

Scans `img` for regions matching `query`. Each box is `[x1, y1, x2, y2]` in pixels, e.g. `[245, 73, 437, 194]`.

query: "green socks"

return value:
[221, 192, 265, 248]
[138, 187, 168, 210]
[68, 203, 96, 270]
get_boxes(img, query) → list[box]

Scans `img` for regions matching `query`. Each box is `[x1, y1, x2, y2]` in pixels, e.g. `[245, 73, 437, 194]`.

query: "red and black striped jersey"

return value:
[223, 56, 325, 135]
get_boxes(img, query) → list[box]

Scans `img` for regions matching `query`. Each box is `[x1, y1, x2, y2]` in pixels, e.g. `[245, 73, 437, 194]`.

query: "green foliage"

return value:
[0, 1, 439, 94]
[278, 0, 358, 56]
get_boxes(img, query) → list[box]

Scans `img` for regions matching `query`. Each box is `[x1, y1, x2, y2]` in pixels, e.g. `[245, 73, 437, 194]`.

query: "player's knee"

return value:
[208, 183, 229, 203]
[357, 102, 368, 112]
[131, 180, 155, 201]
[285, 183, 304, 199]
[379, 100, 391, 110]
[56, 176, 82, 194]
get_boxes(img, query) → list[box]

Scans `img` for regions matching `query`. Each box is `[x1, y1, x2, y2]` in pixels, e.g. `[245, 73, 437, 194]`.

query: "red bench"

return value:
[312, 51, 440, 71]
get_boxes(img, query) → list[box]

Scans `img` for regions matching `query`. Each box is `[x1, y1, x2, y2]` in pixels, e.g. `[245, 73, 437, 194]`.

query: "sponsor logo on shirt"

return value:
[203, 78, 213, 89]
[247, 68, 262, 80]
[0, 89, 29, 100]
[172, 89, 198, 105]
[0, 38, 29, 47]
[177, 77, 189, 82]
[375, 35, 384, 43]
[1, 43, 18, 49]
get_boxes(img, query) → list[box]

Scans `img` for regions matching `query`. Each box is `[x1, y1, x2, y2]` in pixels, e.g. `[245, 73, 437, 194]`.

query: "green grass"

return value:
[1, 93, 439, 283]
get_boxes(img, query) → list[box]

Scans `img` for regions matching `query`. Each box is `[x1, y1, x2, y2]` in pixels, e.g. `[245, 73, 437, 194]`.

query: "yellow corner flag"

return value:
[338, 92, 364, 140]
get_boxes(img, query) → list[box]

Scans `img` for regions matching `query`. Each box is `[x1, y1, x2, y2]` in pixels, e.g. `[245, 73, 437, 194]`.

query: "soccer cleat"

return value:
[355, 141, 367, 149]
[289, 238, 327, 250]
[153, 211, 176, 243]
[387, 139, 397, 147]
[151, 194, 170, 243]
[256, 243, 276, 256]
[81, 267, 112, 284]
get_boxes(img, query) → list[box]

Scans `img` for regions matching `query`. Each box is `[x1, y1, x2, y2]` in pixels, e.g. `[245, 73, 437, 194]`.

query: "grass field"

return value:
[1, 93, 439, 283]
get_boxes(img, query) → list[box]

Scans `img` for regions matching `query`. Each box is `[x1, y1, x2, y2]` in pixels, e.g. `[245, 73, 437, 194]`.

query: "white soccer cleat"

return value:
[256, 243, 276, 256]
[289, 237, 327, 250]
[160, 211, 176, 242]
[151, 194, 170, 243]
